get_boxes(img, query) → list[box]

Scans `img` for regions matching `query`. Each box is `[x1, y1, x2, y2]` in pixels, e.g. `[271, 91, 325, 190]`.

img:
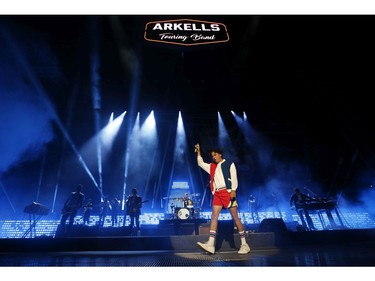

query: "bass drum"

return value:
[177, 208, 190, 220]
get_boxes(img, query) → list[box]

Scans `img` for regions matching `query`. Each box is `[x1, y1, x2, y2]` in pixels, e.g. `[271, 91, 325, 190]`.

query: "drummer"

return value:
[182, 193, 193, 208]
[182, 193, 194, 218]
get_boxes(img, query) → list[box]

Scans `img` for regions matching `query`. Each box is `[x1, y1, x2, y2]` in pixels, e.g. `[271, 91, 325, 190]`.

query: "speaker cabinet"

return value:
[258, 218, 287, 233]
[258, 218, 290, 247]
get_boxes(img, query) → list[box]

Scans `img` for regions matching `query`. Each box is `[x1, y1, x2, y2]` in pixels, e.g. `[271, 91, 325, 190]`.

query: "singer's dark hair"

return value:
[210, 148, 223, 156]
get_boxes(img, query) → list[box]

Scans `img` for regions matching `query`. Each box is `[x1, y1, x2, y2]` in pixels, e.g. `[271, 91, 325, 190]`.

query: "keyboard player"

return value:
[290, 187, 317, 231]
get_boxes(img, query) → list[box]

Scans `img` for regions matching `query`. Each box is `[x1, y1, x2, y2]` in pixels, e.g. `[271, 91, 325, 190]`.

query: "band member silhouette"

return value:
[60, 184, 85, 236]
[125, 188, 143, 230]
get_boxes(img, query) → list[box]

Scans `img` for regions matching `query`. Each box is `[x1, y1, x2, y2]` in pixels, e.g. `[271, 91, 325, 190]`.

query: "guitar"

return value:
[126, 199, 148, 215]
[61, 206, 80, 215]
[61, 192, 84, 215]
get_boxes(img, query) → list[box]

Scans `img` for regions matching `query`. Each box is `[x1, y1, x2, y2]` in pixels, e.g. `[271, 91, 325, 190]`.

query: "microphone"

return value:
[194, 144, 199, 153]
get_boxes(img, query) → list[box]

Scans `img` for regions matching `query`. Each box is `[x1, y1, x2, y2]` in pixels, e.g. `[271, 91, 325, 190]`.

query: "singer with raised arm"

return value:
[194, 143, 250, 254]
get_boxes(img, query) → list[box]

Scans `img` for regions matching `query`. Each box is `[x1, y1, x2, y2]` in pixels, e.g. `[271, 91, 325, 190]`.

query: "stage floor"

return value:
[1, 228, 375, 267]
[1, 240, 375, 267]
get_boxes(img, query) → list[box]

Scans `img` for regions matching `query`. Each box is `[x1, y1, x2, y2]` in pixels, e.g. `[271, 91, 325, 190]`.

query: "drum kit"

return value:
[164, 193, 201, 220]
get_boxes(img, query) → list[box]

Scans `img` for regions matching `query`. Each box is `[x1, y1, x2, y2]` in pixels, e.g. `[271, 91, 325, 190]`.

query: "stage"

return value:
[1, 218, 375, 252]
[1, 224, 375, 266]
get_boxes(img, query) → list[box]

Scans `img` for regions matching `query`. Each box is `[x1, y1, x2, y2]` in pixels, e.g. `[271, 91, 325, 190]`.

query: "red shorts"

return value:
[213, 189, 231, 209]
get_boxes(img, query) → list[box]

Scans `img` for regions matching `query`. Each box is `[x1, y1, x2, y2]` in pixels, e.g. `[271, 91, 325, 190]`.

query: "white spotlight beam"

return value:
[218, 112, 230, 148]
[101, 111, 126, 149]
[1, 29, 100, 192]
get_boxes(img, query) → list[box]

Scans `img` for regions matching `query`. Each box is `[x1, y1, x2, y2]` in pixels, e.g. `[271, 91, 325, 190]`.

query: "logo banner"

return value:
[144, 19, 229, 46]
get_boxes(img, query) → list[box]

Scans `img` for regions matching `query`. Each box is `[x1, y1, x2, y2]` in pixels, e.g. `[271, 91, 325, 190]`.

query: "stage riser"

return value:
[13, 220, 275, 253]
[55, 219, 230, 237]
[2, 211, 375, 239]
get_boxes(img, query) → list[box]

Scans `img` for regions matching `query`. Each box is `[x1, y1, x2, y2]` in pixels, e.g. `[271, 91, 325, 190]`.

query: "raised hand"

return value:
[194, 143, 200, 153]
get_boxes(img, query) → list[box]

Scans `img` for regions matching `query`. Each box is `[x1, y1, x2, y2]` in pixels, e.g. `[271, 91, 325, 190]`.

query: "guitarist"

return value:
[60, 184, 85, 236]
[125, 188, 143, 230]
